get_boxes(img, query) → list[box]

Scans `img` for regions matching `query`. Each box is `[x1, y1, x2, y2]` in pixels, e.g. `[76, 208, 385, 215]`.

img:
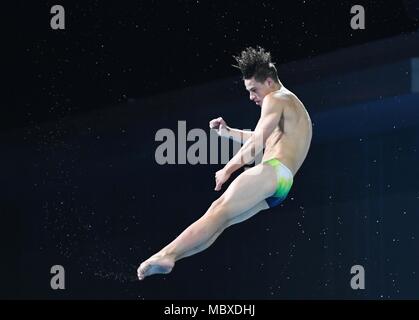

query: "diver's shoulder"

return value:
[265, 87, 293, 106]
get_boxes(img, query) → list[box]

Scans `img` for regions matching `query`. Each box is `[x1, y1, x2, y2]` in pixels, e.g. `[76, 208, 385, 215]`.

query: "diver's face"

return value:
[244, 77, 270, 106]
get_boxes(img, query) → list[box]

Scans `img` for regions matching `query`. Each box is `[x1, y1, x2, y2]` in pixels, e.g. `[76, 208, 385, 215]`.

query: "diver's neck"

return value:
[272, 82, 283, 92]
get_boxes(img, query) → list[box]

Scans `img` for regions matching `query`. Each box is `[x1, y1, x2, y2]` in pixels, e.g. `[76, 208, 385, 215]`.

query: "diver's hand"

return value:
[214, 168, 231, 191]
[209, 117, 229, 137]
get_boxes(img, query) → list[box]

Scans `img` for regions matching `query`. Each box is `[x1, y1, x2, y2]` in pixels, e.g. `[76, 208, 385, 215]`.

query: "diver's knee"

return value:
[210, 195, 230, 210]
[206, 198, 232, 221]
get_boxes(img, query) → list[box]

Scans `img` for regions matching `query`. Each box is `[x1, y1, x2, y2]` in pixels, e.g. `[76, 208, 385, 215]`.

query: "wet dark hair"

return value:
[232, 46, 279, 83]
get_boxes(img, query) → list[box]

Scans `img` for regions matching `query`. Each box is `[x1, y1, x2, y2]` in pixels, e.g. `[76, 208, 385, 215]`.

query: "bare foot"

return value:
[137, 255, 175, 280]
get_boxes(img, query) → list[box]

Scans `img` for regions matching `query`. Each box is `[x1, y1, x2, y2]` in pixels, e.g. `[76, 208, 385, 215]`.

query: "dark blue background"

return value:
[3, 0, 419, 299]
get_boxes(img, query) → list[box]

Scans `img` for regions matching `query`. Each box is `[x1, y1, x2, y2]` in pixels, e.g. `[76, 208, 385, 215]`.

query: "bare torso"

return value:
[261, 87, 312, 176]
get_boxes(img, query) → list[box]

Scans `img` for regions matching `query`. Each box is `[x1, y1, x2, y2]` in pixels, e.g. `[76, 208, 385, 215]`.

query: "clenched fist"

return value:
[209, 117, 229, 137]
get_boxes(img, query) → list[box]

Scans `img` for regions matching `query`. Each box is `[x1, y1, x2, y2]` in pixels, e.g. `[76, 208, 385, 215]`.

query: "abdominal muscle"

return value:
[262, 123, 312, 177]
